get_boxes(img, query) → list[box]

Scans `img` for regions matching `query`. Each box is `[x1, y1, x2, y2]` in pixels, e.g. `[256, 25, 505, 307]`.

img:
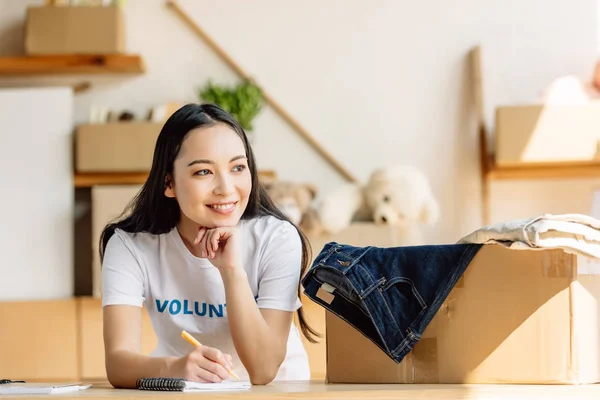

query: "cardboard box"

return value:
[25, 6, 125, 55]
[91, 185, 142, 298]
[325, 245, 600, 384]
[76, 123, 161, 172]
[495, 104, 600, 166]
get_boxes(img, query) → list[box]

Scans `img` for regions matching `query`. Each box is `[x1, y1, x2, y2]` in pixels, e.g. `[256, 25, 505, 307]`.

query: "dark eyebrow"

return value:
[187, 155, 246, 167]
[187, 159, 213, 167]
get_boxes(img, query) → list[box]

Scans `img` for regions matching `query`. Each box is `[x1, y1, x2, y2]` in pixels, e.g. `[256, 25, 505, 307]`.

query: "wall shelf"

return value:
[485, 157, 600, 181]
[0, 54, 145, 75]
[478, 127, 600, 224]
[74, 172, 148, 188]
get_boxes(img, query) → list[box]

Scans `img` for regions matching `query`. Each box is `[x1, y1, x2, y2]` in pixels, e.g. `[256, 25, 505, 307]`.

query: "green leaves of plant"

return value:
[199, 80, 264, 132]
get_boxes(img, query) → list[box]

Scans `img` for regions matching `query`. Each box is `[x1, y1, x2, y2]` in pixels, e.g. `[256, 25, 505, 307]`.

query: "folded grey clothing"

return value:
[457, 213, 600, 259]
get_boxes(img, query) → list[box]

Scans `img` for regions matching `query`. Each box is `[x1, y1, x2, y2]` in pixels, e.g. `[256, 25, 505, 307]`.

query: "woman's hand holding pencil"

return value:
[181, 330, 240, 381]
[164, 330, 237, 383]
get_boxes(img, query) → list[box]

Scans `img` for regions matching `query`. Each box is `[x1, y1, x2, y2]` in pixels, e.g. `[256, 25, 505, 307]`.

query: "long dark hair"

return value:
[100, 103, 319, 343]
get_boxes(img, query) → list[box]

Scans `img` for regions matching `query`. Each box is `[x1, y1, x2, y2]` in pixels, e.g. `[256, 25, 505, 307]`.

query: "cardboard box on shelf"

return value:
[495, 104, 600, 166]
[25, 6, 125, 55]
[76, 123, 161, 173]
[325, 245, 600, 384]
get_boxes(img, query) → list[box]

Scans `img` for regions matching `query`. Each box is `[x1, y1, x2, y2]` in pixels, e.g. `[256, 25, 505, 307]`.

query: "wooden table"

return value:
[5, 381, 600, 399]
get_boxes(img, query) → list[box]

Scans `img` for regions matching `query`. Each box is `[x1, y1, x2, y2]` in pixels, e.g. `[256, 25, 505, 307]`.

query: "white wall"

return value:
[0, 0, 598, 245]
[0, 87, 73, 301]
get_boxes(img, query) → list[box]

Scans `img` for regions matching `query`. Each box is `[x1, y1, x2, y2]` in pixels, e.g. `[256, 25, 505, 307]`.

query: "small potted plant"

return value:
[199, 79, 264, 142]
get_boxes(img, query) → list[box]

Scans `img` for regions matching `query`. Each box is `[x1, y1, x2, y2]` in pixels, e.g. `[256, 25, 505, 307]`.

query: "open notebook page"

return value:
[183, 381, 250, 391]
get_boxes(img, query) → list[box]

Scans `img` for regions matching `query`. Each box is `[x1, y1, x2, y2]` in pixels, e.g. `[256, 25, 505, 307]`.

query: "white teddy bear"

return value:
[317, 165, 439, 245]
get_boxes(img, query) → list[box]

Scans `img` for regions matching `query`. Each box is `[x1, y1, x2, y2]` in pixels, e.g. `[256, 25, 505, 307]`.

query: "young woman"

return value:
[100, 103, 317, 387]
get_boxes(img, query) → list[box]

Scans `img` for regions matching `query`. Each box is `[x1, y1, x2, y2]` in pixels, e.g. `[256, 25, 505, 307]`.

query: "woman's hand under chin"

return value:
[193, 226, 242, 271]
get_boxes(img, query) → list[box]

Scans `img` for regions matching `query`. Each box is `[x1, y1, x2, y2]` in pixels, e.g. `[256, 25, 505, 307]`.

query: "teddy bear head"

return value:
[263, 181, 318, 226]
[364, 165, 439, 228]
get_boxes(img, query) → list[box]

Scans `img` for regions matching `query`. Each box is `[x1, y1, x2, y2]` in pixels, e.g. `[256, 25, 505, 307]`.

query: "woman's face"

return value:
[165, 123, 252, 228]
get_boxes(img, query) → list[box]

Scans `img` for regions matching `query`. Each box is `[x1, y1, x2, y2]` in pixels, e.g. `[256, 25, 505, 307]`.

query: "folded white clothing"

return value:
[457, 213, 600, 259]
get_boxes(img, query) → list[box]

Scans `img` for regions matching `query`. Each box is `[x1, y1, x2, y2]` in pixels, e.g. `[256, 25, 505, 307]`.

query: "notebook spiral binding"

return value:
[136, 377, 187, 391]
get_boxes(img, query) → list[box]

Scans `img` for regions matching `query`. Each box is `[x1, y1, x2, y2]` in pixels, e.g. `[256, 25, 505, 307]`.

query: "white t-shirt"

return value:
[101, 215, 310, 382]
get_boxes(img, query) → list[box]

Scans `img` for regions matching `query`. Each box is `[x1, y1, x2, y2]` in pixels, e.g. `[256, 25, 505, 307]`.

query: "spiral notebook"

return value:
[136, 378, 250, 392]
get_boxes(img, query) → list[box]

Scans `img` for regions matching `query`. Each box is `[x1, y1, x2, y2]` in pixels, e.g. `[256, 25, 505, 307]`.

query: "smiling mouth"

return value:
[206, 202, 237, 210]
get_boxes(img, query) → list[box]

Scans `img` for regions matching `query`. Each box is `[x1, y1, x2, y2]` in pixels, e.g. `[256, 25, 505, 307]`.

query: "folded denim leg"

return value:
[302, 242, 482, 363]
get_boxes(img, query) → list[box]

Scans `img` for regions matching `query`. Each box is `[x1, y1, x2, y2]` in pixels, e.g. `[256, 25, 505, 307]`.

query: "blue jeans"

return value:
[302, 242, 482, 363]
